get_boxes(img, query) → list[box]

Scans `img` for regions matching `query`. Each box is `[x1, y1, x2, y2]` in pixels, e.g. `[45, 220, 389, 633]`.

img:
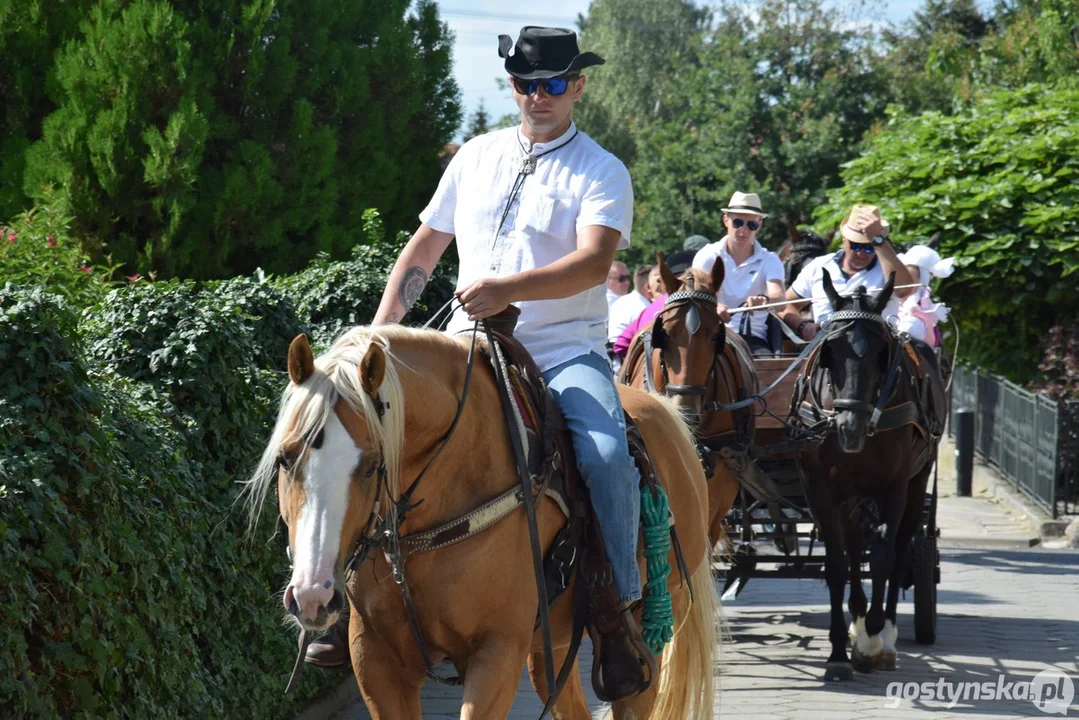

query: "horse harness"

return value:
[792, 308, 946, 441]
[286, 318, 688, 720]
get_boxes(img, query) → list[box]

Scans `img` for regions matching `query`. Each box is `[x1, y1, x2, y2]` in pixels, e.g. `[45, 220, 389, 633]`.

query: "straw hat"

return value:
[722, 192, 767, 218]
[840, 204, 890, 244]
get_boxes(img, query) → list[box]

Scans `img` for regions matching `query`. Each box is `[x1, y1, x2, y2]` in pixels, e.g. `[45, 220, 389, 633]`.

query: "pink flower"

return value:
[127, 273, 142, 283]
[80, 264, 93, 274]
[6, 231, 15, 244]
[46, 236, 57, 248]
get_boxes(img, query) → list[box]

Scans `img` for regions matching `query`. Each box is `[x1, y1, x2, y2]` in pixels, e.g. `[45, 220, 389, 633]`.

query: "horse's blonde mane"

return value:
[244, 325, 432, 533]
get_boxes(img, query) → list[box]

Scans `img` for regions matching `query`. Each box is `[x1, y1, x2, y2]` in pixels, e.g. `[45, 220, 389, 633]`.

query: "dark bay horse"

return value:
[794, 273, 947, 680]
[246, 326, 721, 719]
[619, 255, 762, 548]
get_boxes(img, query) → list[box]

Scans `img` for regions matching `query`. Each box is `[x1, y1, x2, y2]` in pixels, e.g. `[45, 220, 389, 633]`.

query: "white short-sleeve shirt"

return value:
[608, 291, 650, 343]
[420, 123, 633, 371]
[790, 251, 901, 324]
[691, 237, 784, 340]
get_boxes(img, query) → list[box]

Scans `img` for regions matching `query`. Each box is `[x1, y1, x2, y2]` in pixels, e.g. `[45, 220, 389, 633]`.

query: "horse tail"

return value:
[651, 553, 722, 720]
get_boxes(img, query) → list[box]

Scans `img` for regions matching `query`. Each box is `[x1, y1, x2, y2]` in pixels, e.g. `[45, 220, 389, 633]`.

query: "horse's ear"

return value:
[821, 271, 843, 310]
[708, 255, 724, 295]
[657, 252, 680, 294]
[360, 342, 386, 397]
[873, 272, 896, 315]
[288, 334, 315, 385]
[928, 231, 941, 249]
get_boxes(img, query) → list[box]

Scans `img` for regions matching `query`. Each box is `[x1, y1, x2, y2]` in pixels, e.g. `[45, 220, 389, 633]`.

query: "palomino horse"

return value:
[247, 325, 720, 719]
[794, 274, 947, 680]
[619, 255, 761, 548]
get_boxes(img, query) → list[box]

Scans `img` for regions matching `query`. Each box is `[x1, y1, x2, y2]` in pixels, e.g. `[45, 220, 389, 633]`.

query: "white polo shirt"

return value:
[608, 291, 650, 343]
[791, 251, 901, 324]
[691, 237, 784, 340]
[420, 122, 633, 371]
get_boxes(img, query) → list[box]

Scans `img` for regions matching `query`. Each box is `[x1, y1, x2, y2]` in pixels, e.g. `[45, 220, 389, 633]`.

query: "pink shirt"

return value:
[614, 294, 667, 357]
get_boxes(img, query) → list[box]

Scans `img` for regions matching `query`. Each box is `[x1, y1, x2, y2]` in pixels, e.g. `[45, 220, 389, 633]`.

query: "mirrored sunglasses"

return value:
[850, 244, 876, 255]
[730, 218, 760, 231]
[512, 75, 578, 97]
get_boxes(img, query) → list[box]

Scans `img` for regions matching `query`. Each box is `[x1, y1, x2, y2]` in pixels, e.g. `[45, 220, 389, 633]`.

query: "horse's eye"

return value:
[277, 453, 296, 473]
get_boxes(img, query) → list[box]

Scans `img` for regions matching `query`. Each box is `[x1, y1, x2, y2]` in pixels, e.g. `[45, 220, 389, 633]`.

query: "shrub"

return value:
[0, 284, 338, 717]
[274, 209, 456, 350]
[0, 196, 120, 309]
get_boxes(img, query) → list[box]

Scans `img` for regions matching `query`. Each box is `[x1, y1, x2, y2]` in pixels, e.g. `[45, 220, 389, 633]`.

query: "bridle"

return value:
[640, 288, 726, 405]
[806, 307, 906, 436]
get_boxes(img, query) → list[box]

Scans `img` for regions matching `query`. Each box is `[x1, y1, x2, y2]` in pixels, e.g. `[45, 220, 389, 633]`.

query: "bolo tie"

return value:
[491, 129, 581, 244]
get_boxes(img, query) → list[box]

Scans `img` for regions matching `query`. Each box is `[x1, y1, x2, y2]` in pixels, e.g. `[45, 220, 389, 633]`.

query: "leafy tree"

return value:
[879, 0, 993, 114]
[463, 100, 492, 142]
[574, 0, 709, 164]
[627, 0, 890, 261]
[20, 0, 461, 280]
[880, 0, 1078, 115]
[816, 84, 1079, 380]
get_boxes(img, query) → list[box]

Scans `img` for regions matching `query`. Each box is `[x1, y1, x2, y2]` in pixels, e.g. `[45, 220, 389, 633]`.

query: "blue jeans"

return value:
[542, 351, 642, 603]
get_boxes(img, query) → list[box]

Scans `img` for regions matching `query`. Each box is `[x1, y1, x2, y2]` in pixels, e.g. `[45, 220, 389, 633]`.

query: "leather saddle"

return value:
[480, 309, 673, 605]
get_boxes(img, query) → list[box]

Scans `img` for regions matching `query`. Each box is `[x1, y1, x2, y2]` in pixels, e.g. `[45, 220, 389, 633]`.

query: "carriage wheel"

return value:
[912, 533, 937, 645]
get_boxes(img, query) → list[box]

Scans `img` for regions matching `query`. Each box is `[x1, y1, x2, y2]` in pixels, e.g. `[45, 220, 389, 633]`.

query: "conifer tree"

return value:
[19, 0, 461, 278]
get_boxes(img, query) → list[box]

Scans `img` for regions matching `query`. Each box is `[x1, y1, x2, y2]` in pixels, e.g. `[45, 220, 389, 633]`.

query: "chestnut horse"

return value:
[619, 256, 760, 548]
[246, 325, 720, 719]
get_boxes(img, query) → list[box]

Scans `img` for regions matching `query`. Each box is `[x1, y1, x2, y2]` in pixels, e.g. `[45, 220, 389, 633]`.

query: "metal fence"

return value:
[950, 367, 1060, 518]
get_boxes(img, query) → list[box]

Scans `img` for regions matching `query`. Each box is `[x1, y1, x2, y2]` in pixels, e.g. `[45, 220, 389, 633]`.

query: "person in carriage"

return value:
[896, 245, 955, 348]
[302, 25, 657, 700]
[780, 204, 916, 338]
[690, 192, 786, 356]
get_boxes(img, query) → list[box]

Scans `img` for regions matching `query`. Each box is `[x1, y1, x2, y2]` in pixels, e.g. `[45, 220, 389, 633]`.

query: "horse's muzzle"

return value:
[285, 584, 345, 631]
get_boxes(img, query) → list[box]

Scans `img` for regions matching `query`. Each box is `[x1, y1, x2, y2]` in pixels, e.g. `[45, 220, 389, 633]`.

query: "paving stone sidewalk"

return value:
[309, 444, 1072, 720]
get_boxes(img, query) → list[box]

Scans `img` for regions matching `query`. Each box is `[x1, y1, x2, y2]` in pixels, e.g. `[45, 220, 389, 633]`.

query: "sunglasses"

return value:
[730, 218, 760, 231]
[611, 274, 631, 282]
[849, 244, 876, 255]
[512, 75, 579, 97]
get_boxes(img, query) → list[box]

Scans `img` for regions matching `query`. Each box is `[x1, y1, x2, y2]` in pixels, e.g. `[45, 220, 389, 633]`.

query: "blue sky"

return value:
[435, 0, 930, 140]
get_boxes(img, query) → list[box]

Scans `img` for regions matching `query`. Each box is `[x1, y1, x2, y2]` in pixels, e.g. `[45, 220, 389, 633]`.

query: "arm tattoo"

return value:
[398, 266, 429, 312]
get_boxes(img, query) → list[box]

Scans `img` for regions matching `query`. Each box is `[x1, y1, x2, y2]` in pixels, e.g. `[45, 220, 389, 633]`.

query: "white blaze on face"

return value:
[289, 412, 360, 624]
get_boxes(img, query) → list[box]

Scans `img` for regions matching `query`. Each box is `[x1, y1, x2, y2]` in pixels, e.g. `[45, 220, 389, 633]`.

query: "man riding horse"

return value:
[304, 26, 656, 699]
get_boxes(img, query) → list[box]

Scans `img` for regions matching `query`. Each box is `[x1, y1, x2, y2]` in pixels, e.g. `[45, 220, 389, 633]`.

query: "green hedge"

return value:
[0, 222, 456, 715]
[0, 283, 341, 717]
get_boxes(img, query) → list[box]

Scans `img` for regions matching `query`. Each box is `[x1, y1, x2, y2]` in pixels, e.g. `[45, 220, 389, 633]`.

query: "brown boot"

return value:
[304, 608, 351, 669]
[584, 546, 658, 701]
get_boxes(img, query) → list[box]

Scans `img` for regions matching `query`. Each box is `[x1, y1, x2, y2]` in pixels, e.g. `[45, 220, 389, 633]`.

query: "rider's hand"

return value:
[716, 303, 732, 323]
[849, 208, 886, 240]
[456, 277, 512, 321]
[743, 294, 769, 308]
[800, 322, 820, 341]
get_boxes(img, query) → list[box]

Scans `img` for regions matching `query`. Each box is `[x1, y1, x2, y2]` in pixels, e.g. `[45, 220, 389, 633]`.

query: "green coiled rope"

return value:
[639, 483, 673, 655]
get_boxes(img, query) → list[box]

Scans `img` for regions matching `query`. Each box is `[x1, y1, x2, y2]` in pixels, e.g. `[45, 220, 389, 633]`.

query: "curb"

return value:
[294, 676, 361, 720]
[972, 457, 1067, 545]
[938, 536, 1040, 550]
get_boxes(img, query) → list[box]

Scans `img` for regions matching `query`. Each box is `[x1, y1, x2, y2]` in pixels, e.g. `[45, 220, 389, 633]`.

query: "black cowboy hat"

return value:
[498, 26, 605, 80]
